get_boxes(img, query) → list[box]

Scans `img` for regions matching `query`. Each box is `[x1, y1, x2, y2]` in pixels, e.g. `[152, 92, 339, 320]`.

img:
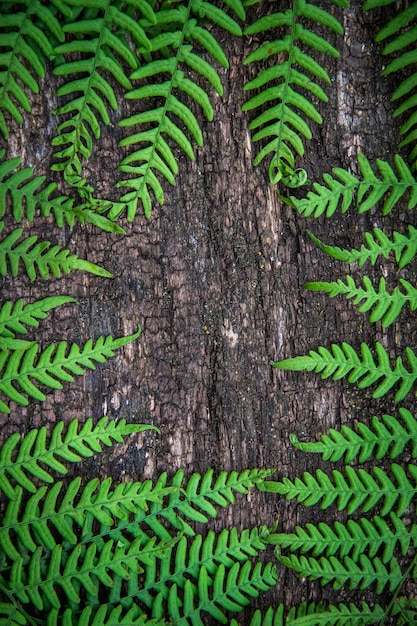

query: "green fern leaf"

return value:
[151, 561, 278, 624]
[0, 227, 112, 280]
[0, 602, 29, 626]
[0, 416, 156, 499]
[259, 463, 417, 516]
[52, 0, 154, 195]
[0, 326, 141, 413]
[0, 297, 76, 339]
[364, 3, 417, 167]
[290, 407, 417, 463]
[268, 512, 416, 563]
[306, 224, 417, 268]
[305, 275, 417, 327]
[0, 0, 64, 138]
[46, 606, 167, 626]
[117, 0, 244, 219]
[277, 552, 402, 593]
[0, 151, 124, 233]
[243, 0, 347, 187]
[290, 153, 417, 217]
[229, 602, 329, 626]
[272, 341, 417, 402]
[288, 601, 385, 626]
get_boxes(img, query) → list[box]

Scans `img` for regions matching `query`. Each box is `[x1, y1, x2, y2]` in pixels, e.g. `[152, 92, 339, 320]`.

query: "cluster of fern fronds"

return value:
[268, 0, 417, 622]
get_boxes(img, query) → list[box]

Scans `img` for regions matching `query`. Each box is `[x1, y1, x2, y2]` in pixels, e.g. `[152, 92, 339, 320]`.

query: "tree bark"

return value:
[3, 0, 416, 615]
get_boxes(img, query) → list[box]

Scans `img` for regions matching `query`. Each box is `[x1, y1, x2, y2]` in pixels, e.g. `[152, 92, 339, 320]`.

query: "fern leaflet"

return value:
[304, 274, 417, 327]
[268, 512, 416, 563]
[290, 407, 417, 463]
[242, 0, 348, 187]
[290, 152, 417, 217]
[272, 341, 417, 402]
[0, 151, 124, 233]
[117, 0, 244, 219]
[46, 606, 167, 626]
[0, 326, 141, 413]
[0, 226, 112, 280]
[0, 0, 64, 138]
[259, 462, 417, 516]
[0, 416, 156, 499]
[306, 225, 417, 268]
[52, 0, 155, 199]
[0, 297, 76, 339]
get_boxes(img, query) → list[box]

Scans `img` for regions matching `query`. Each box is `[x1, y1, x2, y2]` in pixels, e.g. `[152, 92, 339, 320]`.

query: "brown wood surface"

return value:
[2, 0, 416, 617]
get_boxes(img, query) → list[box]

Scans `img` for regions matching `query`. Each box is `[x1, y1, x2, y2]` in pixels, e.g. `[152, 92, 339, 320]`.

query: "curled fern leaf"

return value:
[305, 275, 417, 327]
[0, 416, 156, 498]
[0, 227, 112, 280]
[290, 153, 417, 217]
[243, 0, 347, 187]
[290, 407, 417, 463]
[0, 297, 76, 339]
[0, 0, 64, 138]
[268, 512, 416, 563]
[306, 225, 417, 268]
[117, 0, 244, 219]
[0, 326, 141, 413]
[259, 463, 417, 516]
[52, 0, 154, 197]
[272, 341, 417, 402]
[277, 552, 402, 594]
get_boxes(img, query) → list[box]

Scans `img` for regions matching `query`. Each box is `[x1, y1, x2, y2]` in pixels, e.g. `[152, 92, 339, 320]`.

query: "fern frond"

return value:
[290, 153, 417, 217]
[306, 225, 417, 268]
[272, 341, 417, 402]
[117, 0, 244, 219]
[150, 561, 278, 624]
[268, 512, 416, 563]
[0, 151, 124, 233]
[0, 227, 112, 280]
[288, 601, 385, 626]
[0, 0, 64, 138]
[0, 326, 141, 413]
[277, 552, 402, 593]
[0, 534, 168, 611]
[229, 602, 328, 626]
[305, 275, 417, 327]
[52, 0, 154, 194]
[0, 475, 172, 560]
[0, 416, 156, 499]
[0, 297, 76, 339]
[46, 606, 167, 626]
[259, 463, 417, 516]
[242, 0, 347, 187]
[143, 468, 275, 537]
[290, 407, 417, 463]
[363, 2, 417, 167]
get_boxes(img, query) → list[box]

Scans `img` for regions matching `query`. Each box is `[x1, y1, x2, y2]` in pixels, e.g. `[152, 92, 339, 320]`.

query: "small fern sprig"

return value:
[0, 417, 157, 499]
[0, 296, 76, 339]
[0, 0, 65, 139]
[0, 326, 142, 413]
[272, 341, 417, 402]
[290, 407, 417, 463]
[306, 225, 417, 268]
[242, 0, 348, 188]
[260, 462, 417, 516]
[0, 151, 124, 233]
[363, 1, 417, 168]
[305, 274, 417, 328]
[117, 0, 245, 219]
[290, 152, 417, 217]
[52, 0, 155, 200]
[0, 224, 112, 280]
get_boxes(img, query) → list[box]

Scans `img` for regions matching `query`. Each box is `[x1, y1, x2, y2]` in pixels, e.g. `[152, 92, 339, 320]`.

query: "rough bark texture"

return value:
[2, 0, 416, 617]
